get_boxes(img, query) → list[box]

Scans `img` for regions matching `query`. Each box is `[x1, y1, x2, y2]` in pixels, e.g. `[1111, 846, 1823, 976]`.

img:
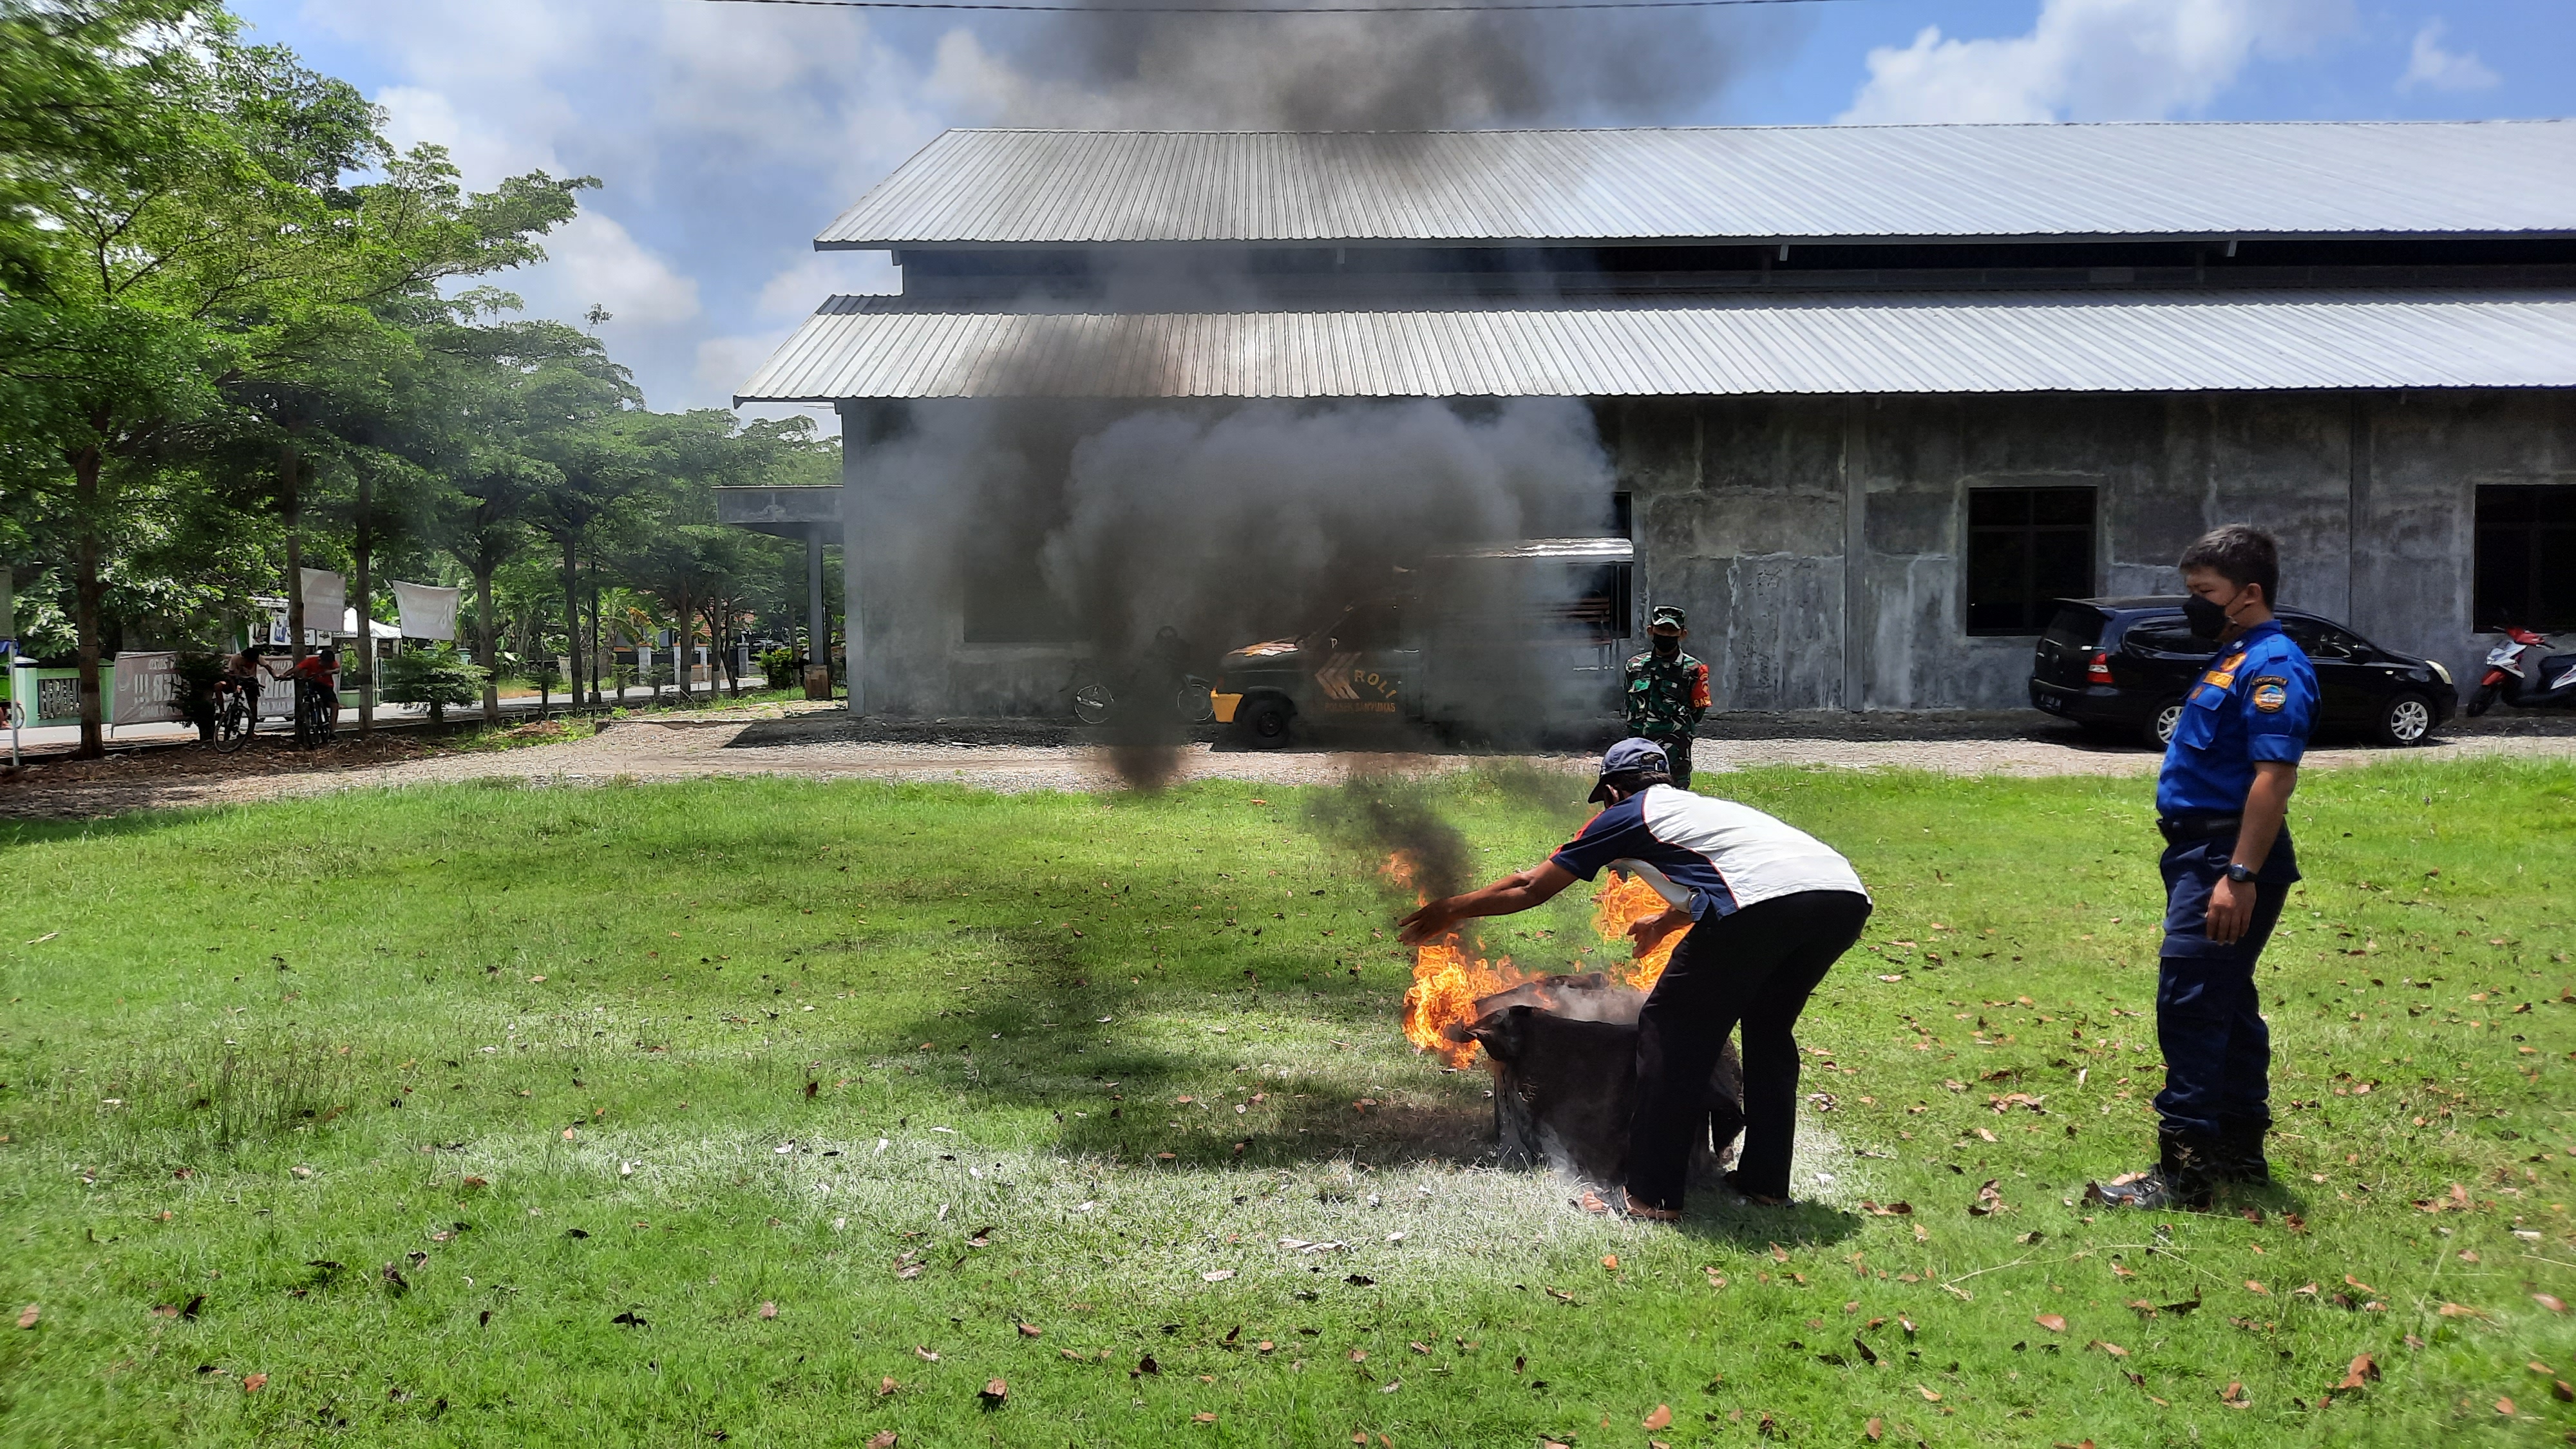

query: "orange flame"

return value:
[1591, 872, 1690, 992]
[1397, 869, 1691, 1064]
[1399, 936, 1525, 1068]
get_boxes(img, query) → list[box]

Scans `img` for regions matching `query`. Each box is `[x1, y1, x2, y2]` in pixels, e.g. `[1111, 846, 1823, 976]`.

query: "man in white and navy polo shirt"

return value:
[1398, 739, 1871, 1218]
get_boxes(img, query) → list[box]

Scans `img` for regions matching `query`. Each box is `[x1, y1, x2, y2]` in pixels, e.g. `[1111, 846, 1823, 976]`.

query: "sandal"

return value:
[1578, 1188, 1681, 1222]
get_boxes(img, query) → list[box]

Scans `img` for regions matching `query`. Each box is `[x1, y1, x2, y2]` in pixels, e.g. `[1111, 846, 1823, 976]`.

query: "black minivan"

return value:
[2029, 598, 2457, 748]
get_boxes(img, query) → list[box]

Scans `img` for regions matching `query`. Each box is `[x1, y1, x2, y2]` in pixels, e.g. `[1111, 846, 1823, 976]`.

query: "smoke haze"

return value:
[936, 3, 1797, 130]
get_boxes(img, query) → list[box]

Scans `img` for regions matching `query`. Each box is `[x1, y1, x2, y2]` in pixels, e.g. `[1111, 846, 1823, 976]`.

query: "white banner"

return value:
[392, 581, 459, 641]
[110, 650, 184, 725]
[299, 569, 346, 635]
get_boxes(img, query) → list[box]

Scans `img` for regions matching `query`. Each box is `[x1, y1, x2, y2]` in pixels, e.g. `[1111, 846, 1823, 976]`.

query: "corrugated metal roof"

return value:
[817, 124, 2576, 248]
[735, 290, 2576, 402]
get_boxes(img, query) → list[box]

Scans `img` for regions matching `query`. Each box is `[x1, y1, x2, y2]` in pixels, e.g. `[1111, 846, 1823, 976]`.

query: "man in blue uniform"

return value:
[2088, 526, 2317, 1211]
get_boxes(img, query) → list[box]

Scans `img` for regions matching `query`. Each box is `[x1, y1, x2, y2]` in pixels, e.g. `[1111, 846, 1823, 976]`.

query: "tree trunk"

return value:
[560, 533, 584, 712]
[70, 444, 105, 759]
[354, 467, 374, 737]
[477, 564, 500, 723]
[676, 582, 692, 704]
[587, 562, 601, 705]
[282, 437, 305, 662]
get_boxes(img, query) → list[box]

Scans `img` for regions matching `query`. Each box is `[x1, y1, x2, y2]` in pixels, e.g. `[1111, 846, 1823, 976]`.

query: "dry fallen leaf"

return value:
[243, 1373, 267, 1393]
[866, 1433, 897, 1449]
[914, 1346, 941, 1362]
[2536, 1294, 2570, 1314]
[2092, 1341, 2130, 1358]
[2496, 1397, 2515, 1416]
[1202, 1270, 1235, 1283]
[1192, 1412, 1217, 1424]
[2033, 1314, 2067, 1334]
[2337, 1354, 2379, 1390]
[757, 1302, 778, 1320]
[1016, 1322, 1042, 1337]
[1643, 1404, 1672, 1430]
[2437, 1303, 2488, 1320]
[1865, 1419, 1883, 1441]
[878, 1377, 899, 1397]
[1917, 1385, 1942, 1402]
[2221, 1382, 2250, 1409]
[981, 1378, 1008, 1403]
[1602, 1255, 1619, 1271]
[2244, 1281, 2269, 1296]
[15, 1305, 36, 1330]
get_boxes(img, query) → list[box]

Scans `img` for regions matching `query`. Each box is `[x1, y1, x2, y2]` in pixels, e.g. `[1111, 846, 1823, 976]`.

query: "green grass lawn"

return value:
[2, 758, 2573, 1447]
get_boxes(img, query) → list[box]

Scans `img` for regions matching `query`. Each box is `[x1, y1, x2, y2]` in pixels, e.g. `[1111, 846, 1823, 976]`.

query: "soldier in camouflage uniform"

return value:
[1624, 605, 1711, 788]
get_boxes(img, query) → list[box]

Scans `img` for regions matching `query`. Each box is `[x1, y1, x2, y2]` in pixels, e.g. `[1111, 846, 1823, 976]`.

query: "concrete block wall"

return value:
[1608, 389, 2576, 713]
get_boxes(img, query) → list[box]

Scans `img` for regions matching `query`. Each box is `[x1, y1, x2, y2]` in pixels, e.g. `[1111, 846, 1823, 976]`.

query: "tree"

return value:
[378, 644, 483, 725]
[0, 1, 587, 754]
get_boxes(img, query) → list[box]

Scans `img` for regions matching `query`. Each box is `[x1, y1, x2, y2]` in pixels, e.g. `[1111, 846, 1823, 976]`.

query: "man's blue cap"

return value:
[1589, 737, 1672, 802]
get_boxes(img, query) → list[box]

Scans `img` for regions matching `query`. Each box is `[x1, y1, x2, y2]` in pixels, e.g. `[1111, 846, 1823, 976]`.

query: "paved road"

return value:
[5, 704, 2570, 820]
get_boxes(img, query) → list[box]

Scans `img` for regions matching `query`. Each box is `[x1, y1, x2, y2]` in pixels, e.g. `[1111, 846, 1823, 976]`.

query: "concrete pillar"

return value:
[837, 401, 868, 717]
[804, 527, 831, 701]
[1841, 400, 1870, 712]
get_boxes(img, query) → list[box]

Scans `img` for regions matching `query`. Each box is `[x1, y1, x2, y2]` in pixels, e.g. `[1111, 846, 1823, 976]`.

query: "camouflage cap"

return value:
[1648, 605, 1687, 631]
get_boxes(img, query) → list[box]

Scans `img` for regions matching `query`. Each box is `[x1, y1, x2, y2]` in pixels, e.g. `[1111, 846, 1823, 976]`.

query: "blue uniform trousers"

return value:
[2152, 830, 2294, 1139]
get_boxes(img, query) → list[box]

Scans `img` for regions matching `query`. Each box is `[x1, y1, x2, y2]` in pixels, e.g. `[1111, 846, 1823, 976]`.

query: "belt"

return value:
[2157, 813, 2242, 844]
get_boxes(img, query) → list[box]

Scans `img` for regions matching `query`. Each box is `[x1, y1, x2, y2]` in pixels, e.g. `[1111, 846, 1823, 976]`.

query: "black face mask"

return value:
[1651, 634, 1681, 659]
[2183, 592, 2235, 641]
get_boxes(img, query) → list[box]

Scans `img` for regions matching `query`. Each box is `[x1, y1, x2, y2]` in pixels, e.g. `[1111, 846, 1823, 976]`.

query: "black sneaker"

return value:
[2084, 1131, 2216, 1211]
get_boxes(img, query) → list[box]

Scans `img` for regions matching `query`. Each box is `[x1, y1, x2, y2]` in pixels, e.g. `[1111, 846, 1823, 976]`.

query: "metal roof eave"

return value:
[820, 229, 2576, 253]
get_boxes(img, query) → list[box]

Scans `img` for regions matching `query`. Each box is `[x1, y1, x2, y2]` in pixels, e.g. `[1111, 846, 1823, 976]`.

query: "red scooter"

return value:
[2468, 626, 2576, 715]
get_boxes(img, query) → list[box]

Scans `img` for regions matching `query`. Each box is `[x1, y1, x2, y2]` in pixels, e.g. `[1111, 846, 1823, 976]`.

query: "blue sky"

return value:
[229, 0, 2575, 429]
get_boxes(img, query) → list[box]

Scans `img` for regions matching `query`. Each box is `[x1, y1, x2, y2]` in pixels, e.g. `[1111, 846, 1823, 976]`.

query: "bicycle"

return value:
[211, 677, 259, 753]
[292, 674, 336, 748]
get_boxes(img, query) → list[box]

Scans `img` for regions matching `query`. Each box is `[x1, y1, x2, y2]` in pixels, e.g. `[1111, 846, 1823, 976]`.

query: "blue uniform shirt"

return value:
[2155, 619, 2318, 817]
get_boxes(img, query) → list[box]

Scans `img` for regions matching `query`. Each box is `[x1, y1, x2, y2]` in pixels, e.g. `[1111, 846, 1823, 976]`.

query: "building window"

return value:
[1611, 491, 1633, 539]
[1965, 487, 2096, 635]
[2475, 484, 2576, 630]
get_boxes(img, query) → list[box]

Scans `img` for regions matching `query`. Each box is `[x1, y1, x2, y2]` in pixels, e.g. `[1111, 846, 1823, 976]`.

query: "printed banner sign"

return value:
[299, 569, 346, 634]
[392, 581, 459, 641]
[111, 651, 184, 725]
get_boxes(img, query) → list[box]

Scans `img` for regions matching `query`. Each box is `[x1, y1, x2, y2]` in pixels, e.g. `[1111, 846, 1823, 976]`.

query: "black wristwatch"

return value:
[2223, 862, 2257, 884]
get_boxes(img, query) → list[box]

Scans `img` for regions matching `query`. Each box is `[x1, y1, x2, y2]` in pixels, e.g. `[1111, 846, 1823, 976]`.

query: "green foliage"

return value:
[759, 645, 797, 688]
[377, 643, 486, 721]
[0, 760, 2570, 1444]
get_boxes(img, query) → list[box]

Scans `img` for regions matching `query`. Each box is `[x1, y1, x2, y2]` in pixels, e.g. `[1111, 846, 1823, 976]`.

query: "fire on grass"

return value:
[1396, 860, 1688, 1067]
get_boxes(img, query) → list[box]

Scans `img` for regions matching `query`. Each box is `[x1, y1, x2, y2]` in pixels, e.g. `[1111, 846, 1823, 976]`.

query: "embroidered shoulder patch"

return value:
[2249, 676, 2290, 714]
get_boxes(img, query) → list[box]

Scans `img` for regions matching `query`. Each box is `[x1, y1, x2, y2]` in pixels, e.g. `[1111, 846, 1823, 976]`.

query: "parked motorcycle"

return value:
[2467, 625, 2576, 715]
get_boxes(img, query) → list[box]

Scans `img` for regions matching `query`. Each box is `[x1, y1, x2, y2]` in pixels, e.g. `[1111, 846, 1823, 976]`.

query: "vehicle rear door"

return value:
[2112, 615, 2210, 701]
[1313, 600, 1414, 721]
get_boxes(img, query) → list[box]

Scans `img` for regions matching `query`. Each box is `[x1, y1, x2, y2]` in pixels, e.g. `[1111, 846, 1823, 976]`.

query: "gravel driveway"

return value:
[4, 705, 2571, 820]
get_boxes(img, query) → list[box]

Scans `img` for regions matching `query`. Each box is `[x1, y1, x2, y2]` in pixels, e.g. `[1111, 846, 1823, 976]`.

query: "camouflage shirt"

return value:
[1624, 650, 1711, 737]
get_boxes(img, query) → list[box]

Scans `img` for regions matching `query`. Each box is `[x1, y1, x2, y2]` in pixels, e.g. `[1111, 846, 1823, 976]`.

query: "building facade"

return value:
[736, 123, 2576, 718]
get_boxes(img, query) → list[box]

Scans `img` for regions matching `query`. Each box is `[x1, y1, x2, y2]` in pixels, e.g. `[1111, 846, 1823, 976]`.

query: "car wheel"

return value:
[2145, 697, 2184, 750]
[2374, 692, 2436, 747]
[1234, 694, 1294, 750]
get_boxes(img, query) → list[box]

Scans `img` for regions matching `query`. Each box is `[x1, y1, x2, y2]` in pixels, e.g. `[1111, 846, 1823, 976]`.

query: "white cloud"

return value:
[2398, 20, 2499, 93]
[756, 252, 900, 320]
[270, 0, 948, 408]
[1838, 0, 2351, 125]
[535, 213, 702, 328]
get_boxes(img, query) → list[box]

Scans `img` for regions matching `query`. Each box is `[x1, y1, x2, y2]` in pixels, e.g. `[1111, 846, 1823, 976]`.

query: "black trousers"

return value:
[2152, 829, 2294, 1140]
[1624, 889, 1873, 1210]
